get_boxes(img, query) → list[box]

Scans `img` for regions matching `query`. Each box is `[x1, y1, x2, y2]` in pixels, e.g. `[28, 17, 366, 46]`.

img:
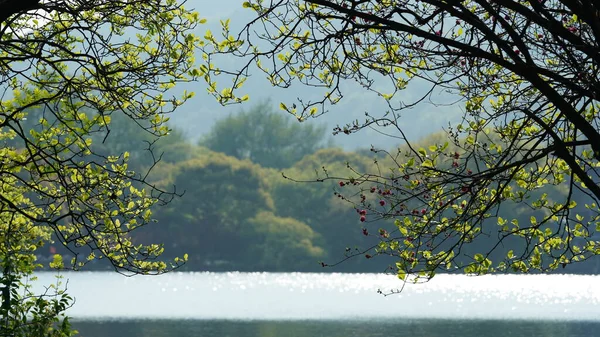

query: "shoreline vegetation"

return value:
[40, 103, 600, 275]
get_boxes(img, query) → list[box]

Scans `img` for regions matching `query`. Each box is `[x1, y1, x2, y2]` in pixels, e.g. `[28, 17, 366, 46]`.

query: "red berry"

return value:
[365, 254, 372, 259]
[360, 215, 366, 222]
[379, 200, 386, 206]
[339, 181, 345, 187]
[379, 229, 389, 238]
[362, 228, 369, 236]
[359, 209, 367, 216]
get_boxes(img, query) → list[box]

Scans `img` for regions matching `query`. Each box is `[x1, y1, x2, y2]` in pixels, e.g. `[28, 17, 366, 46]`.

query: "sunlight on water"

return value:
[33, 272, 600, 321]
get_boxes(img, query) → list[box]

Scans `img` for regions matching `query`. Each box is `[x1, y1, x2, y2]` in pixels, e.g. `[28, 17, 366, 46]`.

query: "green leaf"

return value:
[49, 254, 64, 269]
[530, 216, 537, 226]
[421, 160, 433, 168]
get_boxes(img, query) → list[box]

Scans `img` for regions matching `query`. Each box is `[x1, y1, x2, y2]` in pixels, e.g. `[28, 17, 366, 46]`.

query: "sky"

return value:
[167, 0, 465, 150]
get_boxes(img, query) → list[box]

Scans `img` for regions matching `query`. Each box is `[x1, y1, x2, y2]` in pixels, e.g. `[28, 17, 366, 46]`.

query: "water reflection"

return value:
[32, 272, 600, 321]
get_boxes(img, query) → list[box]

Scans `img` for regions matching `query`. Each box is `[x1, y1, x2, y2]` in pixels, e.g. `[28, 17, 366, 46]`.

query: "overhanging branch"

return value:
[0, 0, 40, 26]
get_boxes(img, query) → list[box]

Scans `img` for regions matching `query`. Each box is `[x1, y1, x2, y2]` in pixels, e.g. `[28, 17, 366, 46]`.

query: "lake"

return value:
[31, 272, 600, 336]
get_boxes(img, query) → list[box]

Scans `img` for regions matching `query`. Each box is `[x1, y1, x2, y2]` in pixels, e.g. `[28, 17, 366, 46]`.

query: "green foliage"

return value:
[0, 0, 203, 334]
[271, 148, 396, 271]
[1, 272, 77, 337]
[54, 127, 598, 275]
[200, 101, 331, 169]
[202, 0, 600, 280]
[247, 211, 324, 270]
[150, 150, 326, 270]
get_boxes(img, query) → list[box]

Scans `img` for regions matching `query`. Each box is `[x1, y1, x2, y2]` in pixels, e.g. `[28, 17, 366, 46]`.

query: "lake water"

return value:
[32, 272, 600, 336]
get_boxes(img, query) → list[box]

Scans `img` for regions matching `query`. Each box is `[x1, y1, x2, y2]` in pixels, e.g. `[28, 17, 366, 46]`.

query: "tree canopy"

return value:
[0, 0, 202, 334]
[202, 0, 600, 280]
[200, 101, 331, 169]
[146, 149, 327, 271]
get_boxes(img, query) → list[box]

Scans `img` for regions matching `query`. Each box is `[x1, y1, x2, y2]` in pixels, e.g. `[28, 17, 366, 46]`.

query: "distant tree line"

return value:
[43, 102, 600, 274]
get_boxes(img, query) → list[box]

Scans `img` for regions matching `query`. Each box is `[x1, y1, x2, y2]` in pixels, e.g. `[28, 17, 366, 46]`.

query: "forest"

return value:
[37, 101, 599, 275]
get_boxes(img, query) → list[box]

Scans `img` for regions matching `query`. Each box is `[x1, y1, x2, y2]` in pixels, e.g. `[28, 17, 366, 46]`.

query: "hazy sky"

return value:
[169, 0, 465, 150]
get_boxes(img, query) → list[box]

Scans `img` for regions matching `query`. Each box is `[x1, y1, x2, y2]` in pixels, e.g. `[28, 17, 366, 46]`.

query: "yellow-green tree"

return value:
[0, 0, 203, 335]
[203, 1, 600, 280]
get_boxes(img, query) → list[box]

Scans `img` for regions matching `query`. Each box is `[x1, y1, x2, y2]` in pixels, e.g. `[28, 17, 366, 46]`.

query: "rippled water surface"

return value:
[32, 272, 600, 336]
[37, 272, 600, 320]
